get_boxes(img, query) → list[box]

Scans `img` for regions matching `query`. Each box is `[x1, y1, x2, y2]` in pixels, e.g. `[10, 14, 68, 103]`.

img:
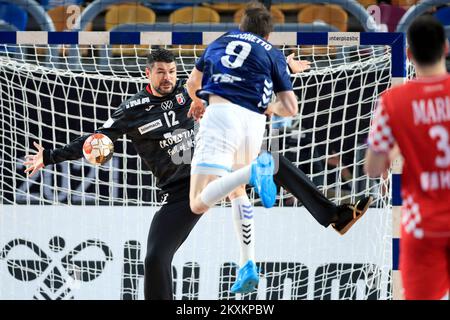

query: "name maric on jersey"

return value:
[225, 33, 272, 51]
[160, 129, 195, 156]
[412, 96, 450, 125]
[125, 97, 151, 109]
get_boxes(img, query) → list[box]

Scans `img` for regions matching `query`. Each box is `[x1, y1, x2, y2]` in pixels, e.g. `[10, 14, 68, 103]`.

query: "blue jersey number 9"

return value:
[220, 40, 252, 69]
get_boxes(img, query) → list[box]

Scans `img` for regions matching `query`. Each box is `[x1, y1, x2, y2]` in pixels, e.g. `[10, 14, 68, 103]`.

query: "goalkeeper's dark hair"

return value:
[407, 15, 446, 66]
[239, 1, 273, 38]
[146, 49, 175, 68]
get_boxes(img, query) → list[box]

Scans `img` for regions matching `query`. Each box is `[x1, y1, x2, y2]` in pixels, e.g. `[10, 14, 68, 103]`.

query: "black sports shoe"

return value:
[332, 196, 373, 235]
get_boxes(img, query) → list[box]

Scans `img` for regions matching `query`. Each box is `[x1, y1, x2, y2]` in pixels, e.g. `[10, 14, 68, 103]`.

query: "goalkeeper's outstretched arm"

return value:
[23, 104, 128, 177]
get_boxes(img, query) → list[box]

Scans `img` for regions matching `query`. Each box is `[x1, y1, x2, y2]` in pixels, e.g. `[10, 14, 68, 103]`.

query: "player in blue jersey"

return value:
[186, 2, 298, 294]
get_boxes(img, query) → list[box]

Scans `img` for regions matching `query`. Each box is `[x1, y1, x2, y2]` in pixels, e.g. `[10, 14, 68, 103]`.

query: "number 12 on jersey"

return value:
[163, 111, 179, 128]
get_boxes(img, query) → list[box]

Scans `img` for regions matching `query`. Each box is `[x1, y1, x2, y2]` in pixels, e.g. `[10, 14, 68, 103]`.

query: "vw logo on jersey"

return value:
[175, 93, 186, 105]
[161, 100, 173, 111]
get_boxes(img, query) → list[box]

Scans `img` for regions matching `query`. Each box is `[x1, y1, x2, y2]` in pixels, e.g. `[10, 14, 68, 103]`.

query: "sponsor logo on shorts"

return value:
[160, 193, 169, 205]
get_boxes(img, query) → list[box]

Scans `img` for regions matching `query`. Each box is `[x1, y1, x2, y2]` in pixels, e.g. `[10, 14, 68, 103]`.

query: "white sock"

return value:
[231, 195, 255, 267]
[200, 165, 251, 207]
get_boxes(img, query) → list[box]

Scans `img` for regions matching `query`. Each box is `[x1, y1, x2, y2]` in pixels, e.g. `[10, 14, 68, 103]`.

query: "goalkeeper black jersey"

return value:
[43, 80, 195, 191]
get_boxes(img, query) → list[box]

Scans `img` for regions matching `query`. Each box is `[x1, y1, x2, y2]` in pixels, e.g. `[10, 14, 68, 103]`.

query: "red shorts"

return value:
[400, 228, 450, 300]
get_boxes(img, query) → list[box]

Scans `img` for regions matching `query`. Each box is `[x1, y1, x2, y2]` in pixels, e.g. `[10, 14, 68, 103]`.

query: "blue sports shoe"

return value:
[231, 260, 259, 294]
[249, 152, 276, 208]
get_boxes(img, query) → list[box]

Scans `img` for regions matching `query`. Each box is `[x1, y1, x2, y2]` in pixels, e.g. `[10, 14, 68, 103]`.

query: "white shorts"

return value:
[191, 103, 267, 176]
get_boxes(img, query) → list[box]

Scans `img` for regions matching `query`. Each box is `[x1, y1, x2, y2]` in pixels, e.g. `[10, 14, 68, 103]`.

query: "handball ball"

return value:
[82, 133, 114, 165]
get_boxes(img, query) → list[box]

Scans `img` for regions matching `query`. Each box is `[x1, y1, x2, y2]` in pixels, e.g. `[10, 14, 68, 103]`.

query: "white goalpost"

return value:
[0, 31, 405, 300]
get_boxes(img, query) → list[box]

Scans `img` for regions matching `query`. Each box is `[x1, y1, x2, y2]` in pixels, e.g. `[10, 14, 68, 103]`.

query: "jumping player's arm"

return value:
[186, 67, 205, 121]
[267, 51, 298, 117]
[186, 67, 202, 104]
[186, 50, 206, 121]
[24, 104, 129, 177]
[265, 55, 309, 117]
[286, 53, 311, 74]
[266, 92, 298, 117]
[364, 96, 396, 177]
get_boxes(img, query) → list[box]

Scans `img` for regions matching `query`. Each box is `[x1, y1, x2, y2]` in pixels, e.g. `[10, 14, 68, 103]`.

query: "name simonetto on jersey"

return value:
[195, 30, 293, 113]
[368, 74, 450, 236]
[43, 80, 194, 190]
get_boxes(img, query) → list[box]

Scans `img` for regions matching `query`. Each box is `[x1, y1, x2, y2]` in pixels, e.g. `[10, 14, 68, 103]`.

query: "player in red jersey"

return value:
[365, 16, 450, 300]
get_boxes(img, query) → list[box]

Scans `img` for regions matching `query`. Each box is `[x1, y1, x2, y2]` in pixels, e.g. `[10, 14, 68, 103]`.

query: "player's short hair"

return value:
[239, 1, 273, 38]
[407, 15, 446, 66]
[146, 49, 175, 69]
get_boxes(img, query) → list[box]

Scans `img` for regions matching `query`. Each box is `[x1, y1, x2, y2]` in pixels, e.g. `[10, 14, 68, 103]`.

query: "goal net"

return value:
[0, 33, 400, 300]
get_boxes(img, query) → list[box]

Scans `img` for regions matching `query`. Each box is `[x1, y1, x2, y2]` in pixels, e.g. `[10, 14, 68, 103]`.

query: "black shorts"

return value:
[157, 178, 190, 204]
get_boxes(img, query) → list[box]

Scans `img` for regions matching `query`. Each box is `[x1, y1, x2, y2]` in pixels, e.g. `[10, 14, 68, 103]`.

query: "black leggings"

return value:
[144, 193, 201, 300]
[274, 154, 340, 227]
